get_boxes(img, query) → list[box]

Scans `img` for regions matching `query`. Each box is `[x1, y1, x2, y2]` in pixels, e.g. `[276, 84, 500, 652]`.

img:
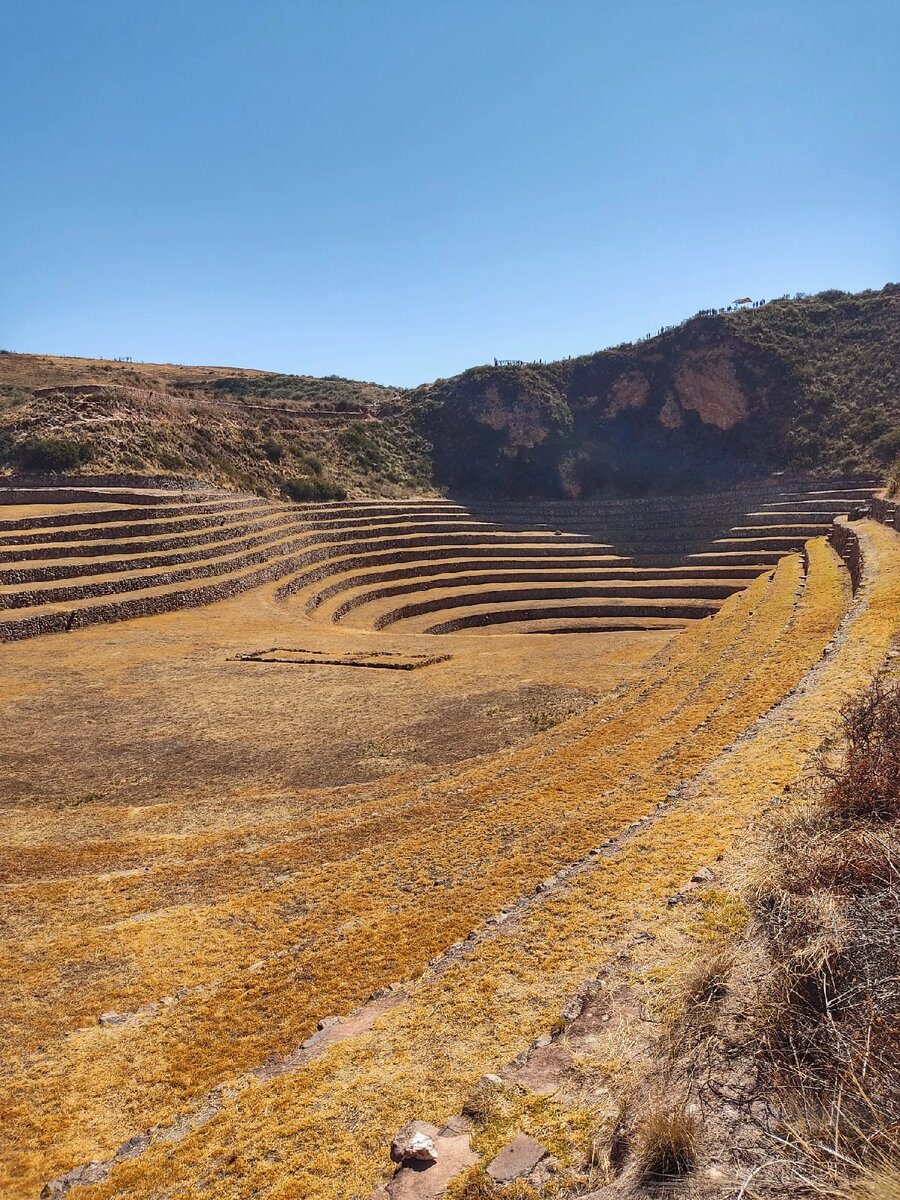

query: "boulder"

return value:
[390, 1121, 440, 1164]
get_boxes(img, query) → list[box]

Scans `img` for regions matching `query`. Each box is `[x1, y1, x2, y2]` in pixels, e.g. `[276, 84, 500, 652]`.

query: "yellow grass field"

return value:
[1, 480, 898, 1199]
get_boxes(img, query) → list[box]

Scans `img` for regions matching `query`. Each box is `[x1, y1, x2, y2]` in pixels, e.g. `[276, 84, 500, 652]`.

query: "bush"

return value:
[873, 429, 900, 465]
[282, 475, 346, 502]
[820, 680, 900, 821]
[680, 949, 733, 1011]
[262, 437, 285, 463]
[339, 420, 389, 472]
[155, 450, 186, 472]
[16, 437, 93, 473]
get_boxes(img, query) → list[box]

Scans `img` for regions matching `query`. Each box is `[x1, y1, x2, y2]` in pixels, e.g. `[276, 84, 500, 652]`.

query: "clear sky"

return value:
[2, 1, 898, 386]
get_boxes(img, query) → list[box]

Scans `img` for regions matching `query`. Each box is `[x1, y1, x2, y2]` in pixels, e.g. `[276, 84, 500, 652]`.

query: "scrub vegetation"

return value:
[1, 282, 898, 499]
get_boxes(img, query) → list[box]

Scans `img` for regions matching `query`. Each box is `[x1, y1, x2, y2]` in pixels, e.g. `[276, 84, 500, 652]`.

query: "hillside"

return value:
[1, 283, 898, 499]
[0, 354, 432, 499]
[413, 283, 900, 497]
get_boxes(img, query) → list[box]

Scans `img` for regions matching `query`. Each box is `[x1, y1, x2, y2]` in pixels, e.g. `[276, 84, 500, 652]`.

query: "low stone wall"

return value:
[685, 551, 785, 567]
[369, 588, 719, 630]
[0, 502, 289, 549]
[273, 540, 624, 604]
[870, 496, 898, 529]
[828, 520, 863, 594]
[422, 601, 719, 634]
[0, 497, 271, 535]
[0, 473, 205, 493]
[333, 577, 737, 624]
[0, 534, 317, 611]
[0, 554, 304, 643]
[0, 520, 321, 586]
[0, 496, 274, 540]
[298, 557, 721, 615]
[0, 511, 305, 565]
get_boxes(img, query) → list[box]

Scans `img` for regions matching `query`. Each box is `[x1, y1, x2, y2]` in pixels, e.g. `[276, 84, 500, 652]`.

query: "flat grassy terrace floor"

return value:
[0, 581, 667, 806]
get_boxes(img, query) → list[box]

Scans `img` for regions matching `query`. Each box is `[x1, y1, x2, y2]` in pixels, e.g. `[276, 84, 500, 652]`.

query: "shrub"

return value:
[0, 384, 32, 410]
[872, 428, 900, 465]
[155, 450, 186, 472]
[16, 437, 93, 473]
[262, 437, 285, 463]
[820, 680, 900, 821]
[339, 420, 390, 472]
[282, 475, 346, 502]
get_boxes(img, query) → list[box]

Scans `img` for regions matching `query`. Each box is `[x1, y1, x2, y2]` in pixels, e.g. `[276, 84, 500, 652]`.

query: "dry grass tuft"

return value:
[634, 1106, 700, 1186]
[446, 1168, 498, 1199]
[680, 949, 733, 1011]
[461, 1077, 507, 1130]
[846, 1162, 900, 1200]
[447, 1168, 539, 1200]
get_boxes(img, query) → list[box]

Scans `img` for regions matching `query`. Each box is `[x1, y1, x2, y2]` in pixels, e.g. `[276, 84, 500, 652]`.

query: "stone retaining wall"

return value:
[0, 512, 307, 565]
[423, 601, 720, 633]
[828, 520, 863, 594]
[332, 578, 737, 624]
[0, 473, 204, 492]
[0, 498, 270, 535]
[369, 588, 720, 630]
[0, 555, 302, 643]
[298, 559, 755, 615]
[870, 496, 898, 529]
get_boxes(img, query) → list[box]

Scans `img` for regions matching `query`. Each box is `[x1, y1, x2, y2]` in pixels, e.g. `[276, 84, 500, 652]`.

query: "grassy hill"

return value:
[0, 354, 432, 499]
[412, 283, 900, 496]
[2, 282, 898, 498]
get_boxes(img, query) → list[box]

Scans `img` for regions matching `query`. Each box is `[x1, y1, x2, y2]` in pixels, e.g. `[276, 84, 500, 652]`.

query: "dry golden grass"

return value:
[846, 1164, 900, 1200]
[0, 352, 271, 390]
[3, 523, 899, 1199]
[634, 1106, 700, 1185]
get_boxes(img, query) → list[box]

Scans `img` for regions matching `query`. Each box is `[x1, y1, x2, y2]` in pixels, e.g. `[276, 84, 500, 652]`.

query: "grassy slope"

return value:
[730, 286, 900, 474]
[0, 353, 432, 499]
[2, 283, 897, 498]
[412, 284, 900, 496]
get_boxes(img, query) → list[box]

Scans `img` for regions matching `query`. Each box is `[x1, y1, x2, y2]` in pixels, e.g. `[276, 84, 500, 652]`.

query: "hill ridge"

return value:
[2, 282, 898, 499]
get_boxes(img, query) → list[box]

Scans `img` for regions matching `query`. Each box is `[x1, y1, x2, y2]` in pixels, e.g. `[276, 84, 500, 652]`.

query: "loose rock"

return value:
[486, 1132, 549, 1183]
[98, 1011, 128, 1027]
[390, 1121, 440, 1164]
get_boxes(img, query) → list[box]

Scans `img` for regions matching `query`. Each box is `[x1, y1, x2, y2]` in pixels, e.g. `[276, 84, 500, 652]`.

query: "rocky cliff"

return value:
[411, 284, 900, 496]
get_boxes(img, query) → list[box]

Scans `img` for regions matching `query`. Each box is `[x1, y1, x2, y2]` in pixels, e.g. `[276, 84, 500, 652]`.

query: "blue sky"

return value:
[2, 1, 898, 385]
